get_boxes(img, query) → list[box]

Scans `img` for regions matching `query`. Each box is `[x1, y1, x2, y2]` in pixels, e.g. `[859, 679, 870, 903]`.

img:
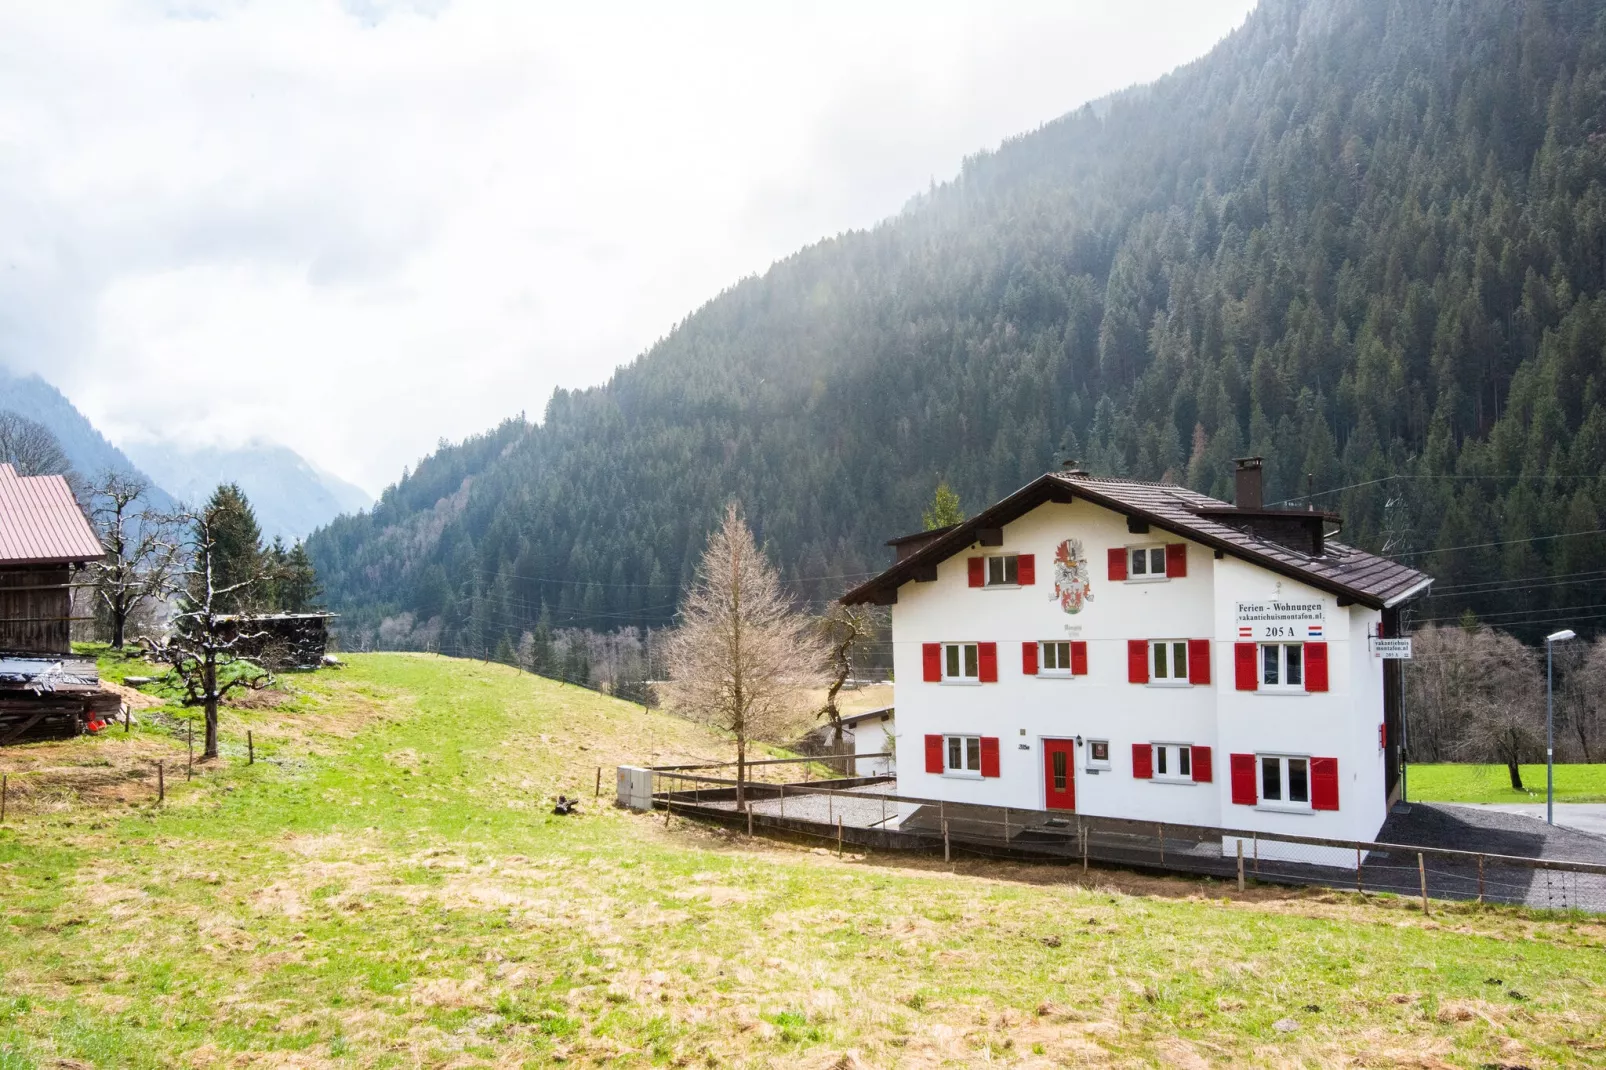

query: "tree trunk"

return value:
[203, 655, 220, 759]
[111, 607, 126, 651]
[1507, 758, 1523, 793]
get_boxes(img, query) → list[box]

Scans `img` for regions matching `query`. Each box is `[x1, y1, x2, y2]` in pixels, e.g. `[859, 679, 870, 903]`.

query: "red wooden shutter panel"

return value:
[1127, 639, 1149, 683]
[1022, 642, 1038, 675]
[1311, 757, 1339, 809]
[924, 734, 944, 774]
[1234, 643, 1258, 690]
[1107, 547, 1127, 581]
[968, 557, 985, 587]
[979, 736, 1001, 777]
[1017, 554, 1036, 585]
[1070, 641, 1088, 676]
[922, 643, 941, 682]
[1379, 723, 1387, 749]
[1305, 642, 1329, 691]
[1131, 743, 1153, 779]
[1229, 753, 1256, 804]
[978, 642, 998, 682]
[1187, 638, 1211, 685]
[1165, 542, 1187, 577]
[1191, 745, 1213, 783]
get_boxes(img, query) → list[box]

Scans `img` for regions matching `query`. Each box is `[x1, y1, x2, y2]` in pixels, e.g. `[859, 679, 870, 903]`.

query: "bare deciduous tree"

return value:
[89, 470, 181, 650]
[1558, 637, 1606, 762]
[140, 503, 276, 760]
[818, 602, 884, 746]
[1406, 623, 1544, 790]
[665, 503, 827, 805]
[0, 410, 72, 478]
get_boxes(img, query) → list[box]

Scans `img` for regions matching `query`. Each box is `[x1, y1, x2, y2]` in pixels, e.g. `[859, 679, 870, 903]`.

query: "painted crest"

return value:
[1052, 538, 1093, 614]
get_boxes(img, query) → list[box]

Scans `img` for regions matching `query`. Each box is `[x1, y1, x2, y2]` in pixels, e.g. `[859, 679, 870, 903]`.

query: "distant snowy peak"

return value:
[124, 439, 372, 543]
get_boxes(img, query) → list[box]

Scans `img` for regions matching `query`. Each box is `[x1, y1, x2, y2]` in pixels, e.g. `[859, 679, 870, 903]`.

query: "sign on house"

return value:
[1235, 600, 1327, 642]
[1371, 638, 1413, 659]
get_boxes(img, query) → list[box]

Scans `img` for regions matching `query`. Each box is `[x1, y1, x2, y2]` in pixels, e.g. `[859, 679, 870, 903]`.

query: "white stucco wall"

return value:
[889, 496, 1390, 852]
[851, 716, 895, 777]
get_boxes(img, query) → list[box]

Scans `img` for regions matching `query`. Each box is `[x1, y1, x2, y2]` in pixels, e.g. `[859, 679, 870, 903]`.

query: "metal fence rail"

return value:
[642, 768, 1606, 914]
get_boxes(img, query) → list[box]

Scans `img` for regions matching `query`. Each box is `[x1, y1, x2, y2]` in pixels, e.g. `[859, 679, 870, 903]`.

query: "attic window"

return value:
[1128, 546, 1167, 579]
[986, 554, 1019, 586]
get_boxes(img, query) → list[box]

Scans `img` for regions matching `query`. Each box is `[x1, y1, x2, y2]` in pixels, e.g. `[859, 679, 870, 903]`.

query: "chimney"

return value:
[1234, 457, 1263, 510]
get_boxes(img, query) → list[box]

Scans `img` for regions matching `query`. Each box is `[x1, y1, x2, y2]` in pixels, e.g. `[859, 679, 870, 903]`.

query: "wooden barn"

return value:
[0, 464, 120, 745]
[215, 612, 335, 671]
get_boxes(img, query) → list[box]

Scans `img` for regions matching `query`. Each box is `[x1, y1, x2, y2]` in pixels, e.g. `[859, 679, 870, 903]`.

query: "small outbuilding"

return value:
[840, 706, 895, 777]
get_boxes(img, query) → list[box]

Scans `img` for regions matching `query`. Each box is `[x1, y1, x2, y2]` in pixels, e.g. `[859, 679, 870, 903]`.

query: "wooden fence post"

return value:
[1082, 826, 1089, 874]
[943, 820, 950, 864]
[1253, 834, 1259, 875]
[1003, 807, 1010, 842]
[837, 816, 843, 858]
[1157, 823, 1164, 865]
[1477, 855, 1485, 903]
[1418, 853, 1429, 915]
[124, 705, 131, 733]
[187, 721, 193, 779]
[1236, 839, 1244, 892]
[157, 761, 165, 803]
[1, 773, 7, 824]
[595, 766, 601, 798]
[747, 802, 753, 837]
[1356, 846, 1363, 893]
[248, 731, 254, 765]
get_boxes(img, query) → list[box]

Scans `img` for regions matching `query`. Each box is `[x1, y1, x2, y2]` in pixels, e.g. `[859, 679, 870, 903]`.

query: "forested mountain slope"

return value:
[308, 0, 1606, 652]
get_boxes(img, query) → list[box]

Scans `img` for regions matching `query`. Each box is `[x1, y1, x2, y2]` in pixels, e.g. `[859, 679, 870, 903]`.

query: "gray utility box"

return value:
[616, 766, 655, 810]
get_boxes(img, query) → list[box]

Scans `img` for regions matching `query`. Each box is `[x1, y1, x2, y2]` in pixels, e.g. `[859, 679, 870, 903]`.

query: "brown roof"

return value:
[0, 464, 103, 565]
[841, 471, 1433, 610]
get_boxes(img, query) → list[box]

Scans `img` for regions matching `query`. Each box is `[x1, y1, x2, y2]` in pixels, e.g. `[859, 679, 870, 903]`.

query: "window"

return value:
[1087, 739, 1111, 768]
[1260, 755, 1310, 809]
[1150, 640, 1189, 683]
[985, 554, 1019, 586]
[1261, 643, 1305, 690]
[1041, 640, 1072, 674]
[1128, 545, 1168, 579]
[944, 642, 979, 682]
[1152, 743, 1193, 782]
[945, 735, 982, 776]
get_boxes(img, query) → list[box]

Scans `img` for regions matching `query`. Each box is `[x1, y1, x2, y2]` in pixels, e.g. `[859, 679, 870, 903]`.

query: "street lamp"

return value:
[1545, 629, 1577, 826]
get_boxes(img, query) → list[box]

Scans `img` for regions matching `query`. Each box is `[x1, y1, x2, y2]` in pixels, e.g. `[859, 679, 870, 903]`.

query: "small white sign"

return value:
[1372, 638, 1413, 659]
[1235, 600, 1328, 642]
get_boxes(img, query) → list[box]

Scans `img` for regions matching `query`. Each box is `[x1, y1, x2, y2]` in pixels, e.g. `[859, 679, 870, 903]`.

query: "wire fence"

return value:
[638, 767, 1606, 914]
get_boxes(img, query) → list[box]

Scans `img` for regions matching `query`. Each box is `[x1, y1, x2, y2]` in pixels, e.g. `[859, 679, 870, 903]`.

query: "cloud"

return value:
[0, 0, 1254, 495]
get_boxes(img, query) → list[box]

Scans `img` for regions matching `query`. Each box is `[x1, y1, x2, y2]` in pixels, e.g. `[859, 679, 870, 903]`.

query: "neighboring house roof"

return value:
[841, 471, 1433, 611]
[0, 464, 102, 566]
[0, 656, 101, 691]
[839, 706, 894, 727]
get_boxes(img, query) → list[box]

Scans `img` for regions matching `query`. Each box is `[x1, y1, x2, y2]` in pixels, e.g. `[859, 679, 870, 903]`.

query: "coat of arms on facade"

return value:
[1052, 538, 1093, 614]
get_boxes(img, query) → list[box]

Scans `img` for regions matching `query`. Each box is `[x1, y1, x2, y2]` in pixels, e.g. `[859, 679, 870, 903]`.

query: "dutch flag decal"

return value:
[1307, 625, 1324, 638]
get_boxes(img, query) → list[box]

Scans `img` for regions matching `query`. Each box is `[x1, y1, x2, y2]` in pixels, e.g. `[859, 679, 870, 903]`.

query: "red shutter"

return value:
[1132, 743, 1153, 779]
[1022, 642, 1038, 675]
[1127, 639, 1149, 683]
[1229, 753, 1257, 805]
[1107, 547, 1127, 581]
[1305, 642, 1329, 692]
[968, 557, 985, 587]
[1017, 554, 1035, 585]
[922, 643, 941, 682]
[1191, 745, 1213, 783]
[925, 734, 944, 774]
[1070, 641, 1088, 676]
[978, 642, 998, 683]
[1165, 542, 1187, 577]
[1311, 756, 1339, 810]
[979, 736, 1000, 777]
[1234, 643, 1258, 690]
[1379, 723, 1387, 749]
[1187, 639, 1211, 685]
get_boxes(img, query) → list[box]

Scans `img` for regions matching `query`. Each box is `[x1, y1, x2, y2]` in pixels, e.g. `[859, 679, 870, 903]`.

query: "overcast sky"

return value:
[0, 0, 1256, 496]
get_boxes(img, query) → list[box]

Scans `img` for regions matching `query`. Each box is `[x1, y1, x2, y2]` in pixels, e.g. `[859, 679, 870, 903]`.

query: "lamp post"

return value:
[1545, 629, 1577, 826]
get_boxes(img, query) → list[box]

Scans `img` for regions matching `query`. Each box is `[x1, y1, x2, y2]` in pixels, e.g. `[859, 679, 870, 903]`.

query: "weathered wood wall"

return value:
[0, 566, 74, 654]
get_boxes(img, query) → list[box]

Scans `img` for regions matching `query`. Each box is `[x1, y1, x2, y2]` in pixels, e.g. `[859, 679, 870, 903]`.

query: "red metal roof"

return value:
[0, 465, 103, 565]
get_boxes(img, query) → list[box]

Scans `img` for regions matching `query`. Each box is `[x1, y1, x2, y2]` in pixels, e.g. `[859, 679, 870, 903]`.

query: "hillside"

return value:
[307, 0, 1606, 652]
[126, 438, 372, 543]
[0, 652, 1601, 1065]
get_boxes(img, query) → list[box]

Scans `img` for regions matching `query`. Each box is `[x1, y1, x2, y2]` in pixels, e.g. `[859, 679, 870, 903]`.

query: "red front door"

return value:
[1043, 739, 1076, 811]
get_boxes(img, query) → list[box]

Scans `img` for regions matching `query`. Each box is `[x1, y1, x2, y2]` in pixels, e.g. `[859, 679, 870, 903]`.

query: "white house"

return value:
[841, 707, 895, 776]
[840, 459, 1431, 858]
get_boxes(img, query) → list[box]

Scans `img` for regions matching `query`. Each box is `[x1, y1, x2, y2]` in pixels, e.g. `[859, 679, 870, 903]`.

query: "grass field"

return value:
[1, 654, 1604, 1067]
[1408, 763, 1606, 804]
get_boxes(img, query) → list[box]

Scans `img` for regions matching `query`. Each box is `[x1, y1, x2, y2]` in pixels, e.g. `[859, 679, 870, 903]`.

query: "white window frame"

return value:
[1257, 753, 1313, 812]
[1259, 642, 1307, 693]
[1148, 639, 1191, 686]
[983, 553, 1020, 588]
[1126, 544, 1169, 582]
[1086, 739, 1111, 770]
[944, 734, 983, 778]
[942, 642, 980, 684]
[1039, 640, 1074, 677]
[1150, 742, 1194, 784]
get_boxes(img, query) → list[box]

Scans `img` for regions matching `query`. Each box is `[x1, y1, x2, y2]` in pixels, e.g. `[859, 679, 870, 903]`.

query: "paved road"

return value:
[1444, 802, 1606, 839]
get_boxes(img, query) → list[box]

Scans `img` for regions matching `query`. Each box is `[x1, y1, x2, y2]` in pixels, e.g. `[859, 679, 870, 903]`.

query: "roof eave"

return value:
[1383, 576, 1435, 609]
